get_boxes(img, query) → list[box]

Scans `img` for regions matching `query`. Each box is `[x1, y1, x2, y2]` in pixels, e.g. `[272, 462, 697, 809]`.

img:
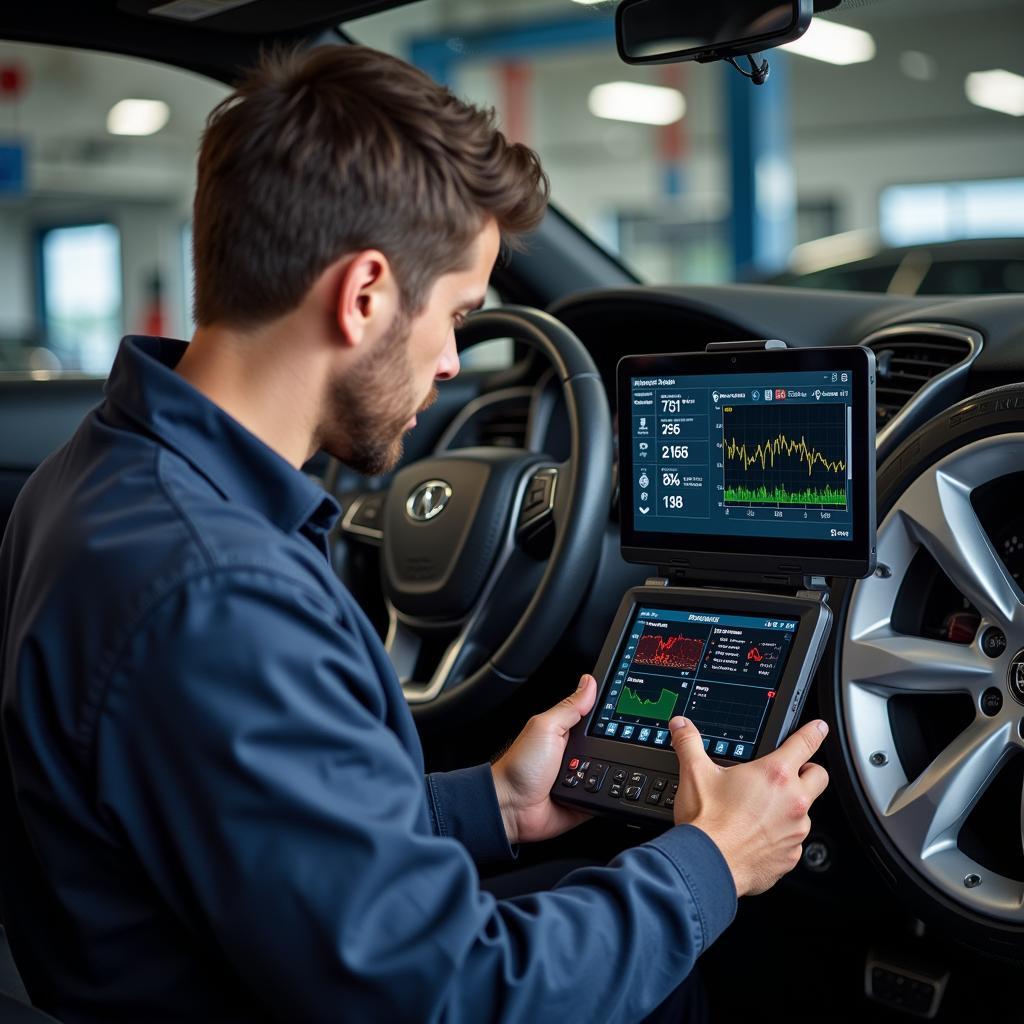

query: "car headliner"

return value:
[0, 0, 888, 82]
[0, 1, 400, 80]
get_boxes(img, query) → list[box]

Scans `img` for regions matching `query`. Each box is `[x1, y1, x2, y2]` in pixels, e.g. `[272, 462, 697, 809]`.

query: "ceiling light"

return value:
[965, 69, 1024, 117]
[106, 99, 170, 136]
[588, 81, 685, 126]
[781, 19, 875, 65]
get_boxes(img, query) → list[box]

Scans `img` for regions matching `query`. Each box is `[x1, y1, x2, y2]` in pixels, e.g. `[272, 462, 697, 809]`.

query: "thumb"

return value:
[669, 716, 709, 772]
[542, 675, 597, 735]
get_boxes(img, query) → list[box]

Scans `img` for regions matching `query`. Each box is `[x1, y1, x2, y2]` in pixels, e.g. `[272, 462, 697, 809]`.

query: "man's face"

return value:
[320, 218, 500, 475]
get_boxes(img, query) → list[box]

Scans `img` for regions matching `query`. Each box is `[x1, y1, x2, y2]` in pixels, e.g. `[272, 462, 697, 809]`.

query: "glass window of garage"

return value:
[350, 0, 1024, 295]
[0, 43, 229, 375]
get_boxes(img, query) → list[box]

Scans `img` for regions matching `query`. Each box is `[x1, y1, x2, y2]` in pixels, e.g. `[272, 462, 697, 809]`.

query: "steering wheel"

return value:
[334, 306, 612, 727]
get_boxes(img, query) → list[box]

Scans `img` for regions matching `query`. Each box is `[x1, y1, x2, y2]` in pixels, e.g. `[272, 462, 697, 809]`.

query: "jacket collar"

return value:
[104, 336, 339, 537]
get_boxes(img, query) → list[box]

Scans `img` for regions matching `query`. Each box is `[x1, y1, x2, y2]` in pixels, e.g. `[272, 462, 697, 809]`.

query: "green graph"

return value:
[616, 686, 678, 721]
[723, 483, 847, 506]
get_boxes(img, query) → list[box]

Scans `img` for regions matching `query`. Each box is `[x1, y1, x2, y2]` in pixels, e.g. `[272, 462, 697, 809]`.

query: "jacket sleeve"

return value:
[94, 567, 737, 1024]
[426, 765, 517, 866]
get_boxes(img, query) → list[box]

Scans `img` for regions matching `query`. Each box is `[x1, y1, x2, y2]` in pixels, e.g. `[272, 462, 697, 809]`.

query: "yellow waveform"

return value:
[724, 433, 846, 477]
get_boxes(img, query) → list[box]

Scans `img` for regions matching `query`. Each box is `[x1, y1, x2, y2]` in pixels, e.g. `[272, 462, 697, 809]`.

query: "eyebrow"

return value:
[461, 295, 486, 313]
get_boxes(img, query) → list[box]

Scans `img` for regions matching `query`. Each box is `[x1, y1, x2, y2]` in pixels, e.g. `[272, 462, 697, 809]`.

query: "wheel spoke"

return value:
[899, 466, 1023, 628]
[884, 717, 1014, 859]
[844, 628, 994, 696]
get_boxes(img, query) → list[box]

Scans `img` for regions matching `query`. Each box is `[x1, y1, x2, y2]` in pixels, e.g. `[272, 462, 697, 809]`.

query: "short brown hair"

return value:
[192, 45, 549, 326]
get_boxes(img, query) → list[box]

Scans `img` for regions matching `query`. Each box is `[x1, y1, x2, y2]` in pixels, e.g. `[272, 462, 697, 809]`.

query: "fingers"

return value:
[798, 761, 829, 801]
[540, 675, 597, 735]
[769, 719, 828, 774]
[669, 716, 709, 771]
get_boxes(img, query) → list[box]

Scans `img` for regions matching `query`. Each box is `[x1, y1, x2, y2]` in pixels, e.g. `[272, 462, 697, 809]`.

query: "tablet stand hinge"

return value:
[644, 576, 670, 588]
[652, 565, 830, 602]
[797, 575, 831, 604]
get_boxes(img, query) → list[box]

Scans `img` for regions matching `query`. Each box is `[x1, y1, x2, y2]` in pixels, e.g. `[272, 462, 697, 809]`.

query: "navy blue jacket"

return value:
[0, 337, 736, 1023]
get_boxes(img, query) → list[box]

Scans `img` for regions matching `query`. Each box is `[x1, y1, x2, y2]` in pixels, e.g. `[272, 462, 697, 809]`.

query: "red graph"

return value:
[747, 647, 765, 663]
[634, 633, 705, 671]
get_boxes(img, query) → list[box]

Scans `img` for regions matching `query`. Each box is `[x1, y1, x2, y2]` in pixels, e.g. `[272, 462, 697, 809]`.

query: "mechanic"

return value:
[0, 46, 829, 1023]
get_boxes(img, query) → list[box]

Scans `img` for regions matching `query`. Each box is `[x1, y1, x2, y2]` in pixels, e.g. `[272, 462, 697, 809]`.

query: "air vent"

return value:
[864, 329, 975, 431]
[477, 401, 530, 448]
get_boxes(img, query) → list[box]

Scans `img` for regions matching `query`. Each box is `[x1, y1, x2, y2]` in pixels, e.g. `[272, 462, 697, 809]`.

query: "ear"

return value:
[334, 249, 398, 349]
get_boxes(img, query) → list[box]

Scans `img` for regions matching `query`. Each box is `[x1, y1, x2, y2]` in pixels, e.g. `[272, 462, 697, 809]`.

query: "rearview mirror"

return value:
[616, 0, 813, 66]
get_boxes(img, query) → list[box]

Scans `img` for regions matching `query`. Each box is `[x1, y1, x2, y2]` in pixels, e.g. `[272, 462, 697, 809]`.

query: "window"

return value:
[39, 223, 122, 374]
[0, 40, 230, 375]
[880, 178, 1024, 247]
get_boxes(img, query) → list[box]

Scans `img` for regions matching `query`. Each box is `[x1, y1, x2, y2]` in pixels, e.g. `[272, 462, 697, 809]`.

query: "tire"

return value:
[823, 383, 1024, 960]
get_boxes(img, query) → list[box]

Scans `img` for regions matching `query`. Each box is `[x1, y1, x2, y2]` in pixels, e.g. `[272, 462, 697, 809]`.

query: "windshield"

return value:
[350, 0, 1024, 293]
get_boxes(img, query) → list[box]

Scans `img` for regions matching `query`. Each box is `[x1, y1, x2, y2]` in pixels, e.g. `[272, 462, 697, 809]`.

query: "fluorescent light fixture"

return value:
[588, 81, 685, 126]
[965, 69, 1024, 117]
[106, 99, 170, 136]
[781, 19, 875, 65]
[570, 0, 610, 4]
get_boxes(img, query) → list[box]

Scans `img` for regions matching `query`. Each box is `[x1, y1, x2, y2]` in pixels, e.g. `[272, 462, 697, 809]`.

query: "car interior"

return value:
[1, 1, 1023, 1021]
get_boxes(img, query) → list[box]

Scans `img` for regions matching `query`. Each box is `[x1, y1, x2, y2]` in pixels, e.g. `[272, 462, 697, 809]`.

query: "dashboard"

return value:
[338, 284, 1024, 647]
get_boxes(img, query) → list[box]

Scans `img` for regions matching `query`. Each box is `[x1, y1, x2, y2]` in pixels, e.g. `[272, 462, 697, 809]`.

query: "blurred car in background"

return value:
[765, 233, 1024, 294]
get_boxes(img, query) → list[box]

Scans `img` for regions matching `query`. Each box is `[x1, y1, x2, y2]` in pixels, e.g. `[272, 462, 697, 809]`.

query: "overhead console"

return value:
[552, 341, 877, 827]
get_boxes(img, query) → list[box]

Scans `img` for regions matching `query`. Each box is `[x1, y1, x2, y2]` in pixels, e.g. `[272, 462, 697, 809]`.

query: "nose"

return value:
[435, 330, 460, 381]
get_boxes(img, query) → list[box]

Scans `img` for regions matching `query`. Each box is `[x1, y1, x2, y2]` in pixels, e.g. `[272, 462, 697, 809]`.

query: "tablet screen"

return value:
[588, 604, 798, 761]
[617, 347, 875, 578]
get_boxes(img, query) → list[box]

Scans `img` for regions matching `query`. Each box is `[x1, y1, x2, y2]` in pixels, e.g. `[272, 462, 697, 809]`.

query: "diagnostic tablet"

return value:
[618, 346, 876, 580]
[554, 584, 832, 826]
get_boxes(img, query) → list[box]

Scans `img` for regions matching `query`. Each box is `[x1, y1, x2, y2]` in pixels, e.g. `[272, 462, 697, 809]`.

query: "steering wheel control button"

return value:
[623, 786, 643, 802]
[405, 479, 452, 522]
[561, 773, 580, 788]
[981, 626, 1007, 658]
[612, 768, 627, 784]
[1008, 649, 1024, 705]
[646, 791, 662, 805]
[341, 493, 386, 542]
[981, 687, 1003, 716]
[567, 757, 579, 771]
[517, 467, 558, 531]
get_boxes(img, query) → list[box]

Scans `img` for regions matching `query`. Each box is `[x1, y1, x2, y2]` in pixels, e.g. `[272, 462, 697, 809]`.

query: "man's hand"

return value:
[669, 715, 830, 896]
[490, 675, 597, 845]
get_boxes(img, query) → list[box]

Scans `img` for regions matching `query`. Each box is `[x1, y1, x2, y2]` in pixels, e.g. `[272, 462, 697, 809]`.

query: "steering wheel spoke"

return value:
[339, 490, 385, 544]
[386, 606, 487, 705]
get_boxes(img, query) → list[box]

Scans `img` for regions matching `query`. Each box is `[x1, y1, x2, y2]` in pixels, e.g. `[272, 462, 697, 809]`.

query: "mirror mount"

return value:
[616, 0, 813, 85]
[724, 52, 772, 86]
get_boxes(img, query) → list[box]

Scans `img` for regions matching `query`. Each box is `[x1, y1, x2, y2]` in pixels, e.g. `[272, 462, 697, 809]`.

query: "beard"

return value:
[319, 310, 437, 476]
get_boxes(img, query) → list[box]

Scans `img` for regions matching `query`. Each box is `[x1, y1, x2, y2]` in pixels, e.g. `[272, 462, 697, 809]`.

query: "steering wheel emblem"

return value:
[406, 480, 452, 522]
[1008, 649, 1024, 705]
